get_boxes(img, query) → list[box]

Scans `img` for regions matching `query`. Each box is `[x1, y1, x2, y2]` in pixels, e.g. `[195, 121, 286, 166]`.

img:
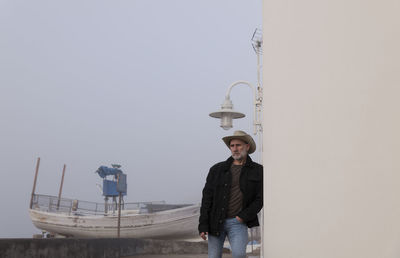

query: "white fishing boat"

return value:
[29, 194, 200, 239]
[29, 162, 200, 239]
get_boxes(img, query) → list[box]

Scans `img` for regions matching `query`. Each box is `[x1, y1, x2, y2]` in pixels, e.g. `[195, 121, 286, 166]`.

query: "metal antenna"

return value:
[251, 28, 263, 54]
[250, 28, 263, 136]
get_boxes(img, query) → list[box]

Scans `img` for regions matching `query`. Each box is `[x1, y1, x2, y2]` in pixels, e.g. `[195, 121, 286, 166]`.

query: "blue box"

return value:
[103, 180, 118, 196]
[103, 179, 127, 196]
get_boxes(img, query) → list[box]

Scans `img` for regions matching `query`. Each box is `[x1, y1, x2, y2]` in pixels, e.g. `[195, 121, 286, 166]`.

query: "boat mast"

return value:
[57, 164, 67, 210]
[30, 157, 41, 209]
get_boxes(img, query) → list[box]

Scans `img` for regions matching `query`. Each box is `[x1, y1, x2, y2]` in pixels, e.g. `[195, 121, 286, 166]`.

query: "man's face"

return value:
[229, 139, 250, 161]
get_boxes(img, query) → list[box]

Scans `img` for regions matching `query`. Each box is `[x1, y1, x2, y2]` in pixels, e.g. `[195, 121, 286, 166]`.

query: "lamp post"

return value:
[209, 28, 264, 257]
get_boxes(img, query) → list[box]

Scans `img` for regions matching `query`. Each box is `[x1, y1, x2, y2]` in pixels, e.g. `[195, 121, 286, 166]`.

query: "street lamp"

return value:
[209, 28, 264, 257]
[208, 85, 245, 130]
[209, 80, 262, 135]
[208, 79, 264, 256]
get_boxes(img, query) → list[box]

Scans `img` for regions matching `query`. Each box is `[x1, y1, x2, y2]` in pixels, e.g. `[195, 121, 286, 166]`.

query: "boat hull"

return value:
[29, 204, 200, 239]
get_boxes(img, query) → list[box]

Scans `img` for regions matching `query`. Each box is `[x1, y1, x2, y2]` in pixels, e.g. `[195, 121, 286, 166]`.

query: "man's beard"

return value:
[232, 149, 248, 160]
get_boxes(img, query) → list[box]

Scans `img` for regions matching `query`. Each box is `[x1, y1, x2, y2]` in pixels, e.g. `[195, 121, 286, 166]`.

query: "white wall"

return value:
[263, 0, 400, 257]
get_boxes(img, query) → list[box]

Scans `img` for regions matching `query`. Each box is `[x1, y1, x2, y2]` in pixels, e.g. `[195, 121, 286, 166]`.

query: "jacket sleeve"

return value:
[237, 165, 263, 223]
[198, 167, 215, 234]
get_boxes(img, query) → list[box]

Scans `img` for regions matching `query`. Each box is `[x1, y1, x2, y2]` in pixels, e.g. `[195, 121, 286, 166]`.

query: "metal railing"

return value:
[31, 194, 190, 216]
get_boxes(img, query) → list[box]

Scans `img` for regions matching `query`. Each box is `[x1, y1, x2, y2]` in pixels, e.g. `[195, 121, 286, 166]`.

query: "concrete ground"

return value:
[131, 255, 259, 258]
[128, 244, 261, 258]
[130, 255, 225, 258]
[128, 251, 260, 258]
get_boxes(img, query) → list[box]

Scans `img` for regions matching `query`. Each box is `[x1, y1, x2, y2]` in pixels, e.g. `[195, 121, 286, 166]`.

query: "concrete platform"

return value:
[0, 238, 209, 258]
[0, 238, 260, 257]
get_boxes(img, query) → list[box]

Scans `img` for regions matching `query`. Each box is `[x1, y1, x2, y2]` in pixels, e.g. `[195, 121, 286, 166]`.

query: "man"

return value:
[199, 130, 263, 258]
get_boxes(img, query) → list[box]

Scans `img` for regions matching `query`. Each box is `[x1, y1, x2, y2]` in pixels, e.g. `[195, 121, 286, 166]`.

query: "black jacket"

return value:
[198, 155, 263, 236]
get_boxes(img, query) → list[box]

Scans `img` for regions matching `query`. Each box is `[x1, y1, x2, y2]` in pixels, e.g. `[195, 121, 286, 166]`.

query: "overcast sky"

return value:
[0, 0, 262, 237]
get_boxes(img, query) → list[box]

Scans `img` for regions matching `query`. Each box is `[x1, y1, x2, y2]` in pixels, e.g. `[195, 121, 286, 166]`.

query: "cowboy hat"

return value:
[222, 130, 256, 154]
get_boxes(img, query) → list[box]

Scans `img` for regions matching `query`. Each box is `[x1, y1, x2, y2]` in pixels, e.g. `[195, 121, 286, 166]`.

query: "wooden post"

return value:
[30, 157, 41, 209]
[117, 173, 122, 238]
[117, 192, 122, 238]
[57, 164, 66, 210]
[104, 197, 108, 214]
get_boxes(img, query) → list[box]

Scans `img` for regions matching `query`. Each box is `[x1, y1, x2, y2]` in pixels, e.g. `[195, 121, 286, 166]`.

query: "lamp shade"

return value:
[209, 98, 245, 130]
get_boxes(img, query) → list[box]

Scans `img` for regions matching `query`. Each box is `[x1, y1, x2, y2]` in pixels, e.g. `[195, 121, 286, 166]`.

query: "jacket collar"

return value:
[223, 155, 254, 172]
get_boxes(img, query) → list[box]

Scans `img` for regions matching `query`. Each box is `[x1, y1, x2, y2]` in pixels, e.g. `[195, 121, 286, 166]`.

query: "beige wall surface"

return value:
[262, 0, 400, 257]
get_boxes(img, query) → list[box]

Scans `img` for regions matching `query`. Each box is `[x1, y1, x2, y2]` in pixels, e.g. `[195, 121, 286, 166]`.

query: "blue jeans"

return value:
[208, 218, 248, 258]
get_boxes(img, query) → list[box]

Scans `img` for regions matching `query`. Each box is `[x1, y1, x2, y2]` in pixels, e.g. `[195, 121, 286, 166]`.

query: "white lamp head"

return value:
[209, 98, 245, 130]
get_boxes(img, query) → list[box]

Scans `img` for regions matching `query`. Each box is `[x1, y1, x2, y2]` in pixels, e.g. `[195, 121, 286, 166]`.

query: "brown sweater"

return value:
[226, 164, 243, 218]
